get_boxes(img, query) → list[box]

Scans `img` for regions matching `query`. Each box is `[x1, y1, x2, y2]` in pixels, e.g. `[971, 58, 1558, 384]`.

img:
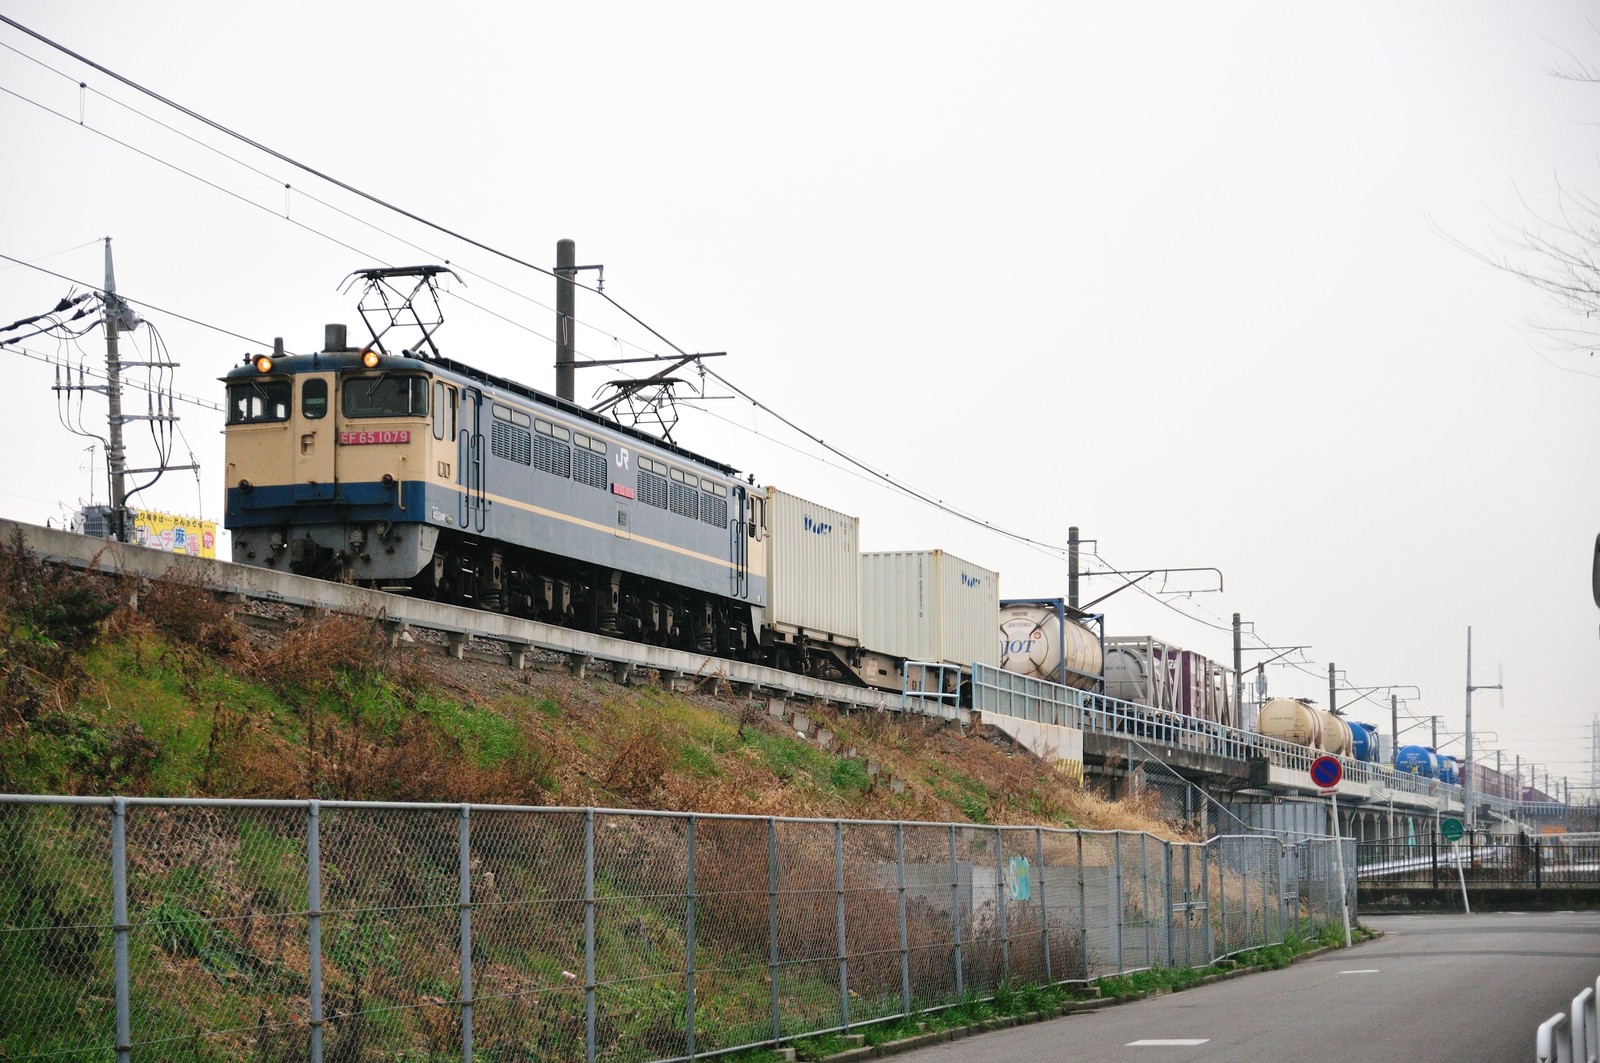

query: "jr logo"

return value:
[803, 515, 833, 535]
[960, 573, 981, 588]
[615, 447, 631, 470]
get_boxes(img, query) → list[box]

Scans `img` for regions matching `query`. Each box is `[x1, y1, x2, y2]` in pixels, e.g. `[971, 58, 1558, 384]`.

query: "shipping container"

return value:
[860, 550, 1000, 669]
[763, 487, 860, 646]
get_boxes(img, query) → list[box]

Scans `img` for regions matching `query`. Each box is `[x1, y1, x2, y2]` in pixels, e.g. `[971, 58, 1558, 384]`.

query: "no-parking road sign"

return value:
[1310, 754, 1343, 792]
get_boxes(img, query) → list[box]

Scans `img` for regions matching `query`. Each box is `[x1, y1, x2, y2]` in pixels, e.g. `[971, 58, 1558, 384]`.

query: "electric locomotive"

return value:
[223, 269, 767, 656]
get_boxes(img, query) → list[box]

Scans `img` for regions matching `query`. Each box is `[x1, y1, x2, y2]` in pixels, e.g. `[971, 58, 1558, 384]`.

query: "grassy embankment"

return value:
[0, 534, 1184, 831]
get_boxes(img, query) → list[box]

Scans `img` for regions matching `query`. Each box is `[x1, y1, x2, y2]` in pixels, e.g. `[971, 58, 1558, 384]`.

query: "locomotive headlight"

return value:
[360, 349, 381, 369]
[253, 354, 274, 374]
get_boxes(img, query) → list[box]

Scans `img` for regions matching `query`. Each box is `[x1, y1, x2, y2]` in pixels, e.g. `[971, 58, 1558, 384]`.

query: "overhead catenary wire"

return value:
[0, 59, 666, 369]
[0, 14, 687, 371]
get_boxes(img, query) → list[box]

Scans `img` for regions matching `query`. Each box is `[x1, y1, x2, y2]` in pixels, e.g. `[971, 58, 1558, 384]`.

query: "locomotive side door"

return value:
[292, 373, 336, 502]
[457, 387, 486, 532]
[729, 485, 749, 599]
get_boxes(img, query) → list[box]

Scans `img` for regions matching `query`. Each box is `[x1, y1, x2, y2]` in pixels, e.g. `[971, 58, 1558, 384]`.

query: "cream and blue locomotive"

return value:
[223, 318, 767, 656]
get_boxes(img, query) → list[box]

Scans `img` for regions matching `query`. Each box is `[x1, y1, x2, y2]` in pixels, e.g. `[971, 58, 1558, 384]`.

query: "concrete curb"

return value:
[806, 931, 1383, 1061]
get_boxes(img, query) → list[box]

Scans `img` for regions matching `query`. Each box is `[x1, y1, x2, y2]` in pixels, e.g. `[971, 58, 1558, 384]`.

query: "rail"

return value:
[1, 518, 910, 715]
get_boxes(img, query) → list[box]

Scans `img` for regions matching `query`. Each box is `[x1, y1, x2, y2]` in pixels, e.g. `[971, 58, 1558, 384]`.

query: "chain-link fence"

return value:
[0, 796, 1355, 1062]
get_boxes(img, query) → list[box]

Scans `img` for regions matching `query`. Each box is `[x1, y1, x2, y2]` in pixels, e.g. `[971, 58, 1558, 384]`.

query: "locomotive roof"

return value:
[223, 350, 744, 477]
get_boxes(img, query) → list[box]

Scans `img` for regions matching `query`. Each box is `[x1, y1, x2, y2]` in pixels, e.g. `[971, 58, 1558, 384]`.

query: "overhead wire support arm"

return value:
[1076, 566, 1224, 610]
[1243, 645, 1313, 670]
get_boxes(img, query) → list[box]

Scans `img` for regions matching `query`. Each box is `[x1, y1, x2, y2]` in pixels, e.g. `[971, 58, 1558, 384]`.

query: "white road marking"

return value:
[1127, 1040, 1210, 1046]
[1340, 969, 1380, 974]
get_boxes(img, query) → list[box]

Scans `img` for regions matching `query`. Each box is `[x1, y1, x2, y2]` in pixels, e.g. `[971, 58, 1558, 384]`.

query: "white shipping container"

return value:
[860, 550, 1000, 668]
[763, 487, 860, 644]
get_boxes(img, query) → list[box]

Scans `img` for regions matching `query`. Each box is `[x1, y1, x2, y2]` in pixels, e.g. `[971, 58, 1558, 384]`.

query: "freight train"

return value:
[223, 268, 998, 693]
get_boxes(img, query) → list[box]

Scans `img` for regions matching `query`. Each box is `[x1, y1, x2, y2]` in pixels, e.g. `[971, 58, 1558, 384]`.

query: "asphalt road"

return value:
[888, 911, 1600, 1063]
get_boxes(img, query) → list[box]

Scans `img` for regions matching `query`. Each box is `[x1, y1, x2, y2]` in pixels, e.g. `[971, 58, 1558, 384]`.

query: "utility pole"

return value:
[1232, 613, 1243, 728]
[1328, 662, 1336, 713]
[1465, 626, 1502, 832]
[1390, 695, 1399, 764]
[1432, 716, 1438, 750]
[103, 239, 129, 542]
[1068, 526, 1080, 610]
[555, 238, 576, 402]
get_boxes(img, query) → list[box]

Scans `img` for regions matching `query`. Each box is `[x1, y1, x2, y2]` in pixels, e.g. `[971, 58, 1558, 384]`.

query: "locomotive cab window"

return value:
[301, 378, 328, 420]
[342, 374, 429, 418]
[227, 380, 291, 424]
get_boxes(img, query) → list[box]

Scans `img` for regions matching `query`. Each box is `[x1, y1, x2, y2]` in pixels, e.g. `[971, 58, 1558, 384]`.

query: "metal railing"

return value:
[973, 664, 1545, 815]
[0, 796, 1354, 1062]
[1358, 836, 1600, 889]
[1537, 976, 1600, 1062]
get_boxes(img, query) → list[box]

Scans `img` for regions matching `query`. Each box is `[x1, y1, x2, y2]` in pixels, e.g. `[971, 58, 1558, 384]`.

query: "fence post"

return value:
[685, 815, 698, 1059]
[995, 826, 1009, 982]
[458, 805, 473, 1063]
[1113, 833, 1124, 973]
[111, 798, 130, 1063]
[835, 821, 849, 1031]
[1139, 834, 1152, 968]
[1182, 844, 1193, 967]
[1535, 840, 1543, 890]
[948, 825, 964, 997]
[768, 817, 780, 1045]
[1218, 841, 1228, 958]
[1201, 841, 1213, 966]
[1075, 832, 1088, 979]
[896, 822, 911, 1016]
[1163, 842, 1173, 967]
[1035, 827, 1051, 984]
[1241, 840, 1251, 948]
[584, 809, 596, 1063]
[307, 801, 324, 1063]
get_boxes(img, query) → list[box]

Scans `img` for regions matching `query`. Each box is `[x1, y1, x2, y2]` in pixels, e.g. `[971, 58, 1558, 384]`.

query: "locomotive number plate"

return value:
[339, 430, 412, 445]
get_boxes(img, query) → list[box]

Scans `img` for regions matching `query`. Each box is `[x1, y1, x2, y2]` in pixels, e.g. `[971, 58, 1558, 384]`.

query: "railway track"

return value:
[2, 518, 921, 716]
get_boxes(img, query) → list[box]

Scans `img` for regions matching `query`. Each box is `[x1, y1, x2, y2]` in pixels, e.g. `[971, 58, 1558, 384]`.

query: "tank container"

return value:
[1317, 712, 1351, 756]
[1256, 698, 1321, 747]
[1348, 722, 1378, 763]
[1437, 756, 1458, 785]
[861, 550, 1000, 669]
[762, 487, 860, 645]
[998, 600, 1102, 690]
[1395, 745, 1437, 778]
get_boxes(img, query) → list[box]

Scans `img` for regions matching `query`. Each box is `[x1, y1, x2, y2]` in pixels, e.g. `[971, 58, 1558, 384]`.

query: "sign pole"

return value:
[1329, 788, 1352, 948]
[1440, 817, 1470, 914]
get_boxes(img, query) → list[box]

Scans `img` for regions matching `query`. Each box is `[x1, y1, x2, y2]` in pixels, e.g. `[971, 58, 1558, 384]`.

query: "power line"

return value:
[0, 58, 668, 369]
[0, 251, 271, 348]
[0, 13, 682, 367]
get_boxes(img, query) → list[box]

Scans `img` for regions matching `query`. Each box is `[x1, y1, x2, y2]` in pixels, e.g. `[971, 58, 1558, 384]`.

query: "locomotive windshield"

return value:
[342, 374, 430, 419]
[226, 380, 291, 424]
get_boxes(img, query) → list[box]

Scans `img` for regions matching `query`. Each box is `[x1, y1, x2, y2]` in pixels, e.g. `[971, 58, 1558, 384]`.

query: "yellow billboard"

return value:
[132, 510, 217, 558]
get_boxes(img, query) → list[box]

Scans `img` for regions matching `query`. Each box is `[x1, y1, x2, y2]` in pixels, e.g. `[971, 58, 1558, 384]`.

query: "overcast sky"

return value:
[2, 2, 1597, 793]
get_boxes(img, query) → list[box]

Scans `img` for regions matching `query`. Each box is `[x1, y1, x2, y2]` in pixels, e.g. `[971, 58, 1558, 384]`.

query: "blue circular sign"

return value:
[1310, 755, 1343, 789]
